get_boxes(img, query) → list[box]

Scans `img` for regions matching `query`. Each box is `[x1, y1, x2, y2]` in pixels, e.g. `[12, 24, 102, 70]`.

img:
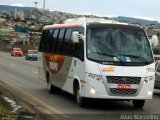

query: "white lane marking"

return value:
[32, 71, 38, 74]
[9, 64, 16, 67]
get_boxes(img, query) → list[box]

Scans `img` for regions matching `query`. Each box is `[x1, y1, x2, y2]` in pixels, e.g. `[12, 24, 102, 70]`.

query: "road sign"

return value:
[15, 25, 29, 33]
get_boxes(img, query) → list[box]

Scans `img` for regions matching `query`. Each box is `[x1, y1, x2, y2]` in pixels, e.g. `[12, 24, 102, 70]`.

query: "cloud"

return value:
[100, 14, 117, 18]
[11, 3, 24, 7]
[133, 16, 155, 21]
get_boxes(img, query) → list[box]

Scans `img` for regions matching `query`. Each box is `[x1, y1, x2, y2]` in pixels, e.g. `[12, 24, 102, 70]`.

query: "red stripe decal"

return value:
[44, 53, 65, 73]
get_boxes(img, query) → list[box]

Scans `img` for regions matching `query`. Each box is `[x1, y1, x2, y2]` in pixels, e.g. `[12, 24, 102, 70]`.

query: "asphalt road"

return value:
[0, 51, 160, 120]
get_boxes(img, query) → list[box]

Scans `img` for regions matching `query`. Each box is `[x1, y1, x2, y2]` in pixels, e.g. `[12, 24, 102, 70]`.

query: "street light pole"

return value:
[33, 1, 38, 9]
[42, 0, 45, 27]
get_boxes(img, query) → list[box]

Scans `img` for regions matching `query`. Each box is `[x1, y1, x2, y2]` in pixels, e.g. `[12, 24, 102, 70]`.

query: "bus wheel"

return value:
[132, 100, 145, 108]
[47, 74, 56, 94]
[48, 82, 55, 94]
[75, 85, 85, 107]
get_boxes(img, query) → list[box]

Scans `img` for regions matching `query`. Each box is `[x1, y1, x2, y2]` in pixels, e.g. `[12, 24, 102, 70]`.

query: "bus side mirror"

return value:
[72, 31, 79, 43]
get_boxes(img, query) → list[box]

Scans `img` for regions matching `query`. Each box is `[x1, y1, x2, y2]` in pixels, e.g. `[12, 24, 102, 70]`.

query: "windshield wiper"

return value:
[93, 52, 125, 63]
[118, 54, 148, 63]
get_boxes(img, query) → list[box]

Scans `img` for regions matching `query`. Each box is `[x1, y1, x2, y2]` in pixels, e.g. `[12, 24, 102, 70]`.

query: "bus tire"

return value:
[47, 73, 55, 94]
[75, 84, 86, 107]
[47, 73, 57, 94]
[132, 100, 145, 108]
[48, 83, 54, 94]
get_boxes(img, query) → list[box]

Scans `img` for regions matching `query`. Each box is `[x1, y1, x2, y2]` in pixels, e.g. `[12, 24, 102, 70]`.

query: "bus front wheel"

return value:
[132, 100, 145, 108]
[75, 84, 86, 107]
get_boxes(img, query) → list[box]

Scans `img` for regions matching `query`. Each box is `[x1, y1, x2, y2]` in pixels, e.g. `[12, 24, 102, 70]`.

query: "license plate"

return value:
[117, 84, 131, 90]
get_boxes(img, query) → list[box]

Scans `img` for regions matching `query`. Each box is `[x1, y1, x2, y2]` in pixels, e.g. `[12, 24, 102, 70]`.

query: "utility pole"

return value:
[42, 0, 45, 27]
[33, 1, 38, 24]
[14, 8, 17, 19]
[33, 1, 38, 9]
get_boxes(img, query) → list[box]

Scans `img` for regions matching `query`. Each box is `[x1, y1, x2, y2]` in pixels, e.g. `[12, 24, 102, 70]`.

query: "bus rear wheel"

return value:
[48, 82, 55, 94]
[47, 74, 58, 94]
[132, 100, 145, 108]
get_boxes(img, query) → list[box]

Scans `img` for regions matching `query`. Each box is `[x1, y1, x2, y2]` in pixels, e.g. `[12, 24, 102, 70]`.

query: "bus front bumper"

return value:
[81, 78, 155, 100]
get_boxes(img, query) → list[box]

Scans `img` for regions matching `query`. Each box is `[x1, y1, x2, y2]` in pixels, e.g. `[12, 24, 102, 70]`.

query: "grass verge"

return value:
[0, 96, 20, 120]
[0, 97, 11, 114]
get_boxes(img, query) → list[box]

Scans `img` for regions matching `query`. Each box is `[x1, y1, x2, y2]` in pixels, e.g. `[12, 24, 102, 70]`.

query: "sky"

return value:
[1, 0, 160, 22]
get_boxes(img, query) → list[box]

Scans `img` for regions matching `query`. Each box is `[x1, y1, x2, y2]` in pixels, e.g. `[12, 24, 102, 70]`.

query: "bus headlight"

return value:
[90, 88, 96, 94]
[144, 76, 155, 84]
[147, 90, 153, 96]
[86, 73, 103, 83]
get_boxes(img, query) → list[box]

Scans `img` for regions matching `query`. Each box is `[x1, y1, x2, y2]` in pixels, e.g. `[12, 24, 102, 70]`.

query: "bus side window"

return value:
[45, 29, 53, 52]
[62, 28, 72, 55]
[39, 30, 48, 52]
[74, 27, 84, 60]
[68, 32, 74, 56]
[51, 29, 59, 53]
[49, 29, 54, 52]
[68, 27, 80, 56]
[74, 39, 84, 61]
[56, 29, 66, 54]
[69, 31, 84, 61]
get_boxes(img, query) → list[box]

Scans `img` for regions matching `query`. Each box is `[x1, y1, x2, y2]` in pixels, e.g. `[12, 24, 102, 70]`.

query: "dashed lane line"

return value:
[9, 64, 16, 67]
[32, 71, 38, 74]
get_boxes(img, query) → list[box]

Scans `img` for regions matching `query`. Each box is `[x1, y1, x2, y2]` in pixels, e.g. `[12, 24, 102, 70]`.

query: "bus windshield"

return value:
[87, 26, 153, 65]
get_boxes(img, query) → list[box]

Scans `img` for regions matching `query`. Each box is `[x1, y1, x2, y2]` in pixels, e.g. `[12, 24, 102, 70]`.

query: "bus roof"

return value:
[43, 23, 80, 30]
[43, 17, 139, 30]
[65, 17, 126, 24]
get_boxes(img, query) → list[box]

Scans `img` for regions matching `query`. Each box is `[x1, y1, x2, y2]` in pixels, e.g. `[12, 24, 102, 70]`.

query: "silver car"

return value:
[25, 50, 38, 60]
[155, 60, 160, 89]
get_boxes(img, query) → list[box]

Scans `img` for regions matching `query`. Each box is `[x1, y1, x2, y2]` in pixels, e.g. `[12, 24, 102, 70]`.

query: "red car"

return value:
[11, 48, 23, 56]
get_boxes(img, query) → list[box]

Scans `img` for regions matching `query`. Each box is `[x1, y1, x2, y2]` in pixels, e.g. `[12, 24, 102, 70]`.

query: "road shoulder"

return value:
[0, 79, 67, 120]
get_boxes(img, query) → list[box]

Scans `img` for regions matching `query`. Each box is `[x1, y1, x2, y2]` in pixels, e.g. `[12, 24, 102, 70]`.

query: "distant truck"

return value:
[25, 50, 38, 60]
